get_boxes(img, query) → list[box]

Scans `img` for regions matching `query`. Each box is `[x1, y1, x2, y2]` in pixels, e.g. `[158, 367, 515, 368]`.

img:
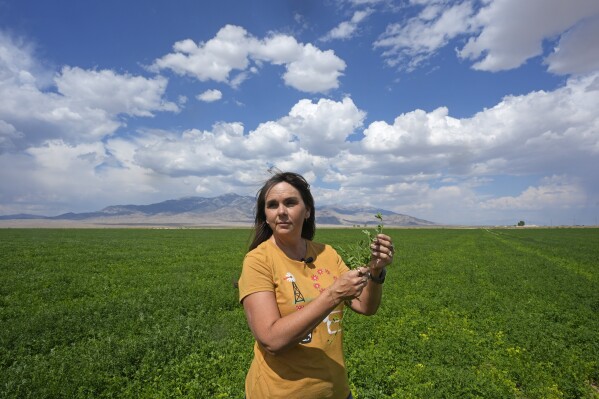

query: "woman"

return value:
[238, 172, 395, 399]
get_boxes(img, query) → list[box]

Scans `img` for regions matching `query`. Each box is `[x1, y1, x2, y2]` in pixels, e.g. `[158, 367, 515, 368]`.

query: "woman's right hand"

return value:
[327, 267, 370, 304]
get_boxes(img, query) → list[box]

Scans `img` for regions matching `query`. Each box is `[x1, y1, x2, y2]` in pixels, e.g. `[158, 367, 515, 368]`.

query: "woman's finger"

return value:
[377, 235, 394, 257]
[369, 235, 395, 267]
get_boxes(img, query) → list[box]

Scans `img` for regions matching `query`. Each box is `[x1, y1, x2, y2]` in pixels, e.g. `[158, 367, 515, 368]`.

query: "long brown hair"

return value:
[248, 172, 316, 252]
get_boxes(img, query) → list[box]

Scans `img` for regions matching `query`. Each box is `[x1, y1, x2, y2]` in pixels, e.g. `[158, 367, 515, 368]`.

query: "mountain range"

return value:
[0, 193, 436, 227]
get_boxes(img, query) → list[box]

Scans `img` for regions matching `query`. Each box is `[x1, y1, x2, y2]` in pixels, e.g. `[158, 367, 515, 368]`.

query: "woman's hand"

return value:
[328, 267, 371, 304]
[369, 234, 394, 272]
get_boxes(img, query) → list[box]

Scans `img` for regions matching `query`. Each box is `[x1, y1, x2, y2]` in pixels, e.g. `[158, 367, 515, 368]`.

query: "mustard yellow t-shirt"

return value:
[238, 239, 351, 399]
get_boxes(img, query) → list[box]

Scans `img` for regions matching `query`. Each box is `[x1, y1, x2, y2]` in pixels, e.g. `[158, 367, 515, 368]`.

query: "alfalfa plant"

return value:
[338, 212, 384, 269]
[329, 213, 384, 343]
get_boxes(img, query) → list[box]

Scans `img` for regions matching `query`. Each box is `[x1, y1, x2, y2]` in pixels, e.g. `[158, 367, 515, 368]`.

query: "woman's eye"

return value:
[266, 198, 299, 209]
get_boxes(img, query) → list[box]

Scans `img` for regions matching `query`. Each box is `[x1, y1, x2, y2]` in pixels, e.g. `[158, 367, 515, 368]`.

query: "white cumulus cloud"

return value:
[374, 0, 599, 75]
[0, 34, 178, 151]
[359, 72, 599, 178]
[55, 67, 178, 116]
[375, 1, 476, 70]
[129, 96, 365, 177]
[151, 25, 253, 82]
[197, 89, 223, 102]
[544, 14, 599, 75]
[481, 175, 586, 210]
[321, 9, 374, 41]
[152, 24, 346, 93]
[458, 0, 599, 73]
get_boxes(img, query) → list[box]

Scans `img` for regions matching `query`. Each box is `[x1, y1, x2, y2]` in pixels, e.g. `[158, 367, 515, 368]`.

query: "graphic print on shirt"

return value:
[285, 272, 312, 343]
[284, 272, 305, 304]
[323, 310, 343, 334]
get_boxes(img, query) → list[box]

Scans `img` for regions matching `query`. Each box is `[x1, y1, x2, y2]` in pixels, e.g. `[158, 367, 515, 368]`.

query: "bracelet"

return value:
[370, 267, 387, 284]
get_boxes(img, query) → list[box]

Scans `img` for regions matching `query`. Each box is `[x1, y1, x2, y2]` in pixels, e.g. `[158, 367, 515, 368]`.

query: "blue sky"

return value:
[1, 0, 599, 226]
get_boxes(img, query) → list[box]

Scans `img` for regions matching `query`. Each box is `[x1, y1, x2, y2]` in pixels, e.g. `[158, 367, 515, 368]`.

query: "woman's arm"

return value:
[348, 234, 394, 315]
[242, 268, 368, 355]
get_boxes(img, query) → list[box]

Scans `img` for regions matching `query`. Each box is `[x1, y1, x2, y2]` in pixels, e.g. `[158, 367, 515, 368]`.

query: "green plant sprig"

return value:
[328, 213, 384, 344]
[338, 212, 384, 269]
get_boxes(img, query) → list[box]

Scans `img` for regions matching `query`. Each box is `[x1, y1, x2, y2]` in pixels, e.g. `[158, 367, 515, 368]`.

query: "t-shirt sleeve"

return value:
[238, 250, 275, 303]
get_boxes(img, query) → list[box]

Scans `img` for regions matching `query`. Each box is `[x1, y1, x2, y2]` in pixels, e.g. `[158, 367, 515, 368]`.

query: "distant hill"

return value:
[0, 194, 436, 227]
[317, 205, 435, 227]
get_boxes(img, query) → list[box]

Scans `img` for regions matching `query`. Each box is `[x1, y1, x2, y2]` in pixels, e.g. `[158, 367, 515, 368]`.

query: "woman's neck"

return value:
[270, 235, 307, 261]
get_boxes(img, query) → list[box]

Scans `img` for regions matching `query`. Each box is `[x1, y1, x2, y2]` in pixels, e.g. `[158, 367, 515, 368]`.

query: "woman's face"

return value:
[264, 182, 310, 239]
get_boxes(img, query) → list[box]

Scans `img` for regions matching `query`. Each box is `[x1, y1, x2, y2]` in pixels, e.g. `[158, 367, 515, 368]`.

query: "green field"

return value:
[1, 228, 598, 398]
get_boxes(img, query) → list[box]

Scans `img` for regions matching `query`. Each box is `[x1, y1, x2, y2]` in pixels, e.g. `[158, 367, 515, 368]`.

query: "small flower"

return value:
[313, 283, 321, 289]
[311, 275, 319, 281]
[317, 269, 324, 274]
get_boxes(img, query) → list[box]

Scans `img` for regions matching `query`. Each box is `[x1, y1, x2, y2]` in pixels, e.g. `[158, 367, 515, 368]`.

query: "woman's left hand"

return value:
[348, 234, 394, 315]
[369, 234, 395, 271]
